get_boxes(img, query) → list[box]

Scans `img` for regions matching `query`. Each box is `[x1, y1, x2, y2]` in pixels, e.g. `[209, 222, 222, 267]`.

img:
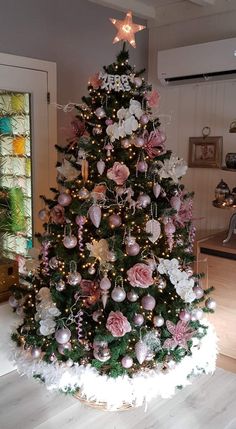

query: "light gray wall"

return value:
[0, 0, 148, 143]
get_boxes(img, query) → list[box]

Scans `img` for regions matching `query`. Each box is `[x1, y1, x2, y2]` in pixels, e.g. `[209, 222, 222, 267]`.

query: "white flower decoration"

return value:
[158, 155, 188, 183]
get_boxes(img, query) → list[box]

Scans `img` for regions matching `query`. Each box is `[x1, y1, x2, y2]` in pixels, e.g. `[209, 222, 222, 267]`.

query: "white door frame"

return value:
[0, 52, 57, 187]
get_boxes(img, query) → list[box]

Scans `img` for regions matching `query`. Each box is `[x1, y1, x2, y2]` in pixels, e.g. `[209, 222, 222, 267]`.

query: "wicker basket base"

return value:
[74, 391, 138, 411]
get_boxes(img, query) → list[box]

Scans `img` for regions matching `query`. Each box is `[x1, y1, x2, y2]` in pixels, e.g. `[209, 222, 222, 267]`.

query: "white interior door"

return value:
[0, 56, 57, 375]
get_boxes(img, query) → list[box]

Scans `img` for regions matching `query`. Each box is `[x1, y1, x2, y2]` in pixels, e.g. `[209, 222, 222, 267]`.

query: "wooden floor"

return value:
[0, 368, 236, 429]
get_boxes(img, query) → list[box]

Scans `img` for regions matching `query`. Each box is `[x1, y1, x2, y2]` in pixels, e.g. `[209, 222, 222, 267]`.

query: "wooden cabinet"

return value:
[196, 232, 236, 370]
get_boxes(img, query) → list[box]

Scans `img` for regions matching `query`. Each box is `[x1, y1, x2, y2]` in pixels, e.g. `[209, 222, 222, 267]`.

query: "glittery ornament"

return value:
[133, 313, 144, 326]
[121, 355, 133, 368]
[141, 294, 156, 311]
[95, 107, 106, 119]
[137, 193, 151, 208]
[109, 213, 122, 228]
[57, 192, 72, 207]
[193, 285, 204, 299]
[55, 328, 71, 344]
[135, 340, 148, 364]
[58, 342, 72, 354]
[88, 204, 102, 228]
[56, 279, 66, 291]
[205, 298, 216, 310]
[111, 286, 126, 302]
[146, 219, 161, 243]
[31, 347, 41, 359]
[137, 160, 148, 173]
[97, 159, 106, 175]
[179, 310, 191, 322]
[153, 314, 164, 327]
[49, 257, 59, 269]
[140, 114, 149, 125]
[127, 290, 139, 302]
[63, 235, 77, 249]
[153, 183, 161, 198]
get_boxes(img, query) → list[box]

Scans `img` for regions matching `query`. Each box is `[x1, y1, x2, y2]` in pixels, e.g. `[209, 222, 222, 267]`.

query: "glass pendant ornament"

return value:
[97, 159, 106, 175]
[67, 261, 82, 285]
[88, 204, 102, 228]
[153, 182, 161, 199]
[135, 340, 148, 364]
[137, 160, 148, 173]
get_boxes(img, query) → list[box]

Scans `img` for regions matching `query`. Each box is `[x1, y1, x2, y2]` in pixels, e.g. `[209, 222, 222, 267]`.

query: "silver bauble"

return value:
[67, 272, 82, 286]
[153, 315, 164, 327]
[31, 347, 41, 359]
[88, 266, 96, 275]
[95, 107, 106, 119]
[193, 285, 204, 299]
[93, 347, 111, 362]
[137, 194, 151, 208]
[126, 242, 140, 256]
[121, 138, 131, 148]
[134, 136, 145, 148]
[127, 290, 139, 302]
[205, 298, 216, 310]
[78, 187, 90, 199]
[58, 192, 72, 207]
[111, 286, 126, 302]
[179, 310, 191, 322]
[134, 76, 142, 87]
[58, 342, 72, 355]
[63, 235, 77, 249]
[56, 279, 66, 291]
[49, 256, 59, 269]
[137, 160, 148, 173]
[108, 251, 117, 262]
[55, 328, 71, 344]
[158, 278, 167, 291]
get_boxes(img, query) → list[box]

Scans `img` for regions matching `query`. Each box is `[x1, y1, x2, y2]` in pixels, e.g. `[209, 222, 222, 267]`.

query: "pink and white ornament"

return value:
[134, 77, 142, 87]
[31, 347, 42, 359]
[57, 193, 72, 207]
[193, 285, 204, 299]
[153, 314, 164, 327]
[140, 114, 149, 125]
[55, 328, 71, 344]
[126, 242, 140, 256]
[141, 294, 156, 311]
[135, 340, 148, 364]
[133, 314, 144, 326]
[179, 310, 191, 322]
[136, 160, 148, 173]
[153, 183, 161, 199]
[109, 213, 122, 228]
[97, 159, 106, 175]
[121, 355, 133, 368]
[137, 194, 151, 208]
[134, 136, 145, 148]
[111, 286, 126, 302]
[95, 107, 106, 119]
[63, 234, 77, 249]
[58, 342, 72, 355]
[88, 204, 102, 228]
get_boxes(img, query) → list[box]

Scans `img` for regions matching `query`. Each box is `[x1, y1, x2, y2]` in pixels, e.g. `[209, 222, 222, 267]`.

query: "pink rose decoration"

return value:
[144, 130, 166, 159]
[145, 89, 160, 108]
[106, 311, 131, 337]
[127, 263, 153, 288]
[107, 162, 130, 185]
[50, 204, 65, 224]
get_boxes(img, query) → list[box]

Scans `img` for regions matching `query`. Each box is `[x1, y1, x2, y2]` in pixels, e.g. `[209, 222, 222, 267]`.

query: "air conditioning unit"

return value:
[158, 38, 236, 86]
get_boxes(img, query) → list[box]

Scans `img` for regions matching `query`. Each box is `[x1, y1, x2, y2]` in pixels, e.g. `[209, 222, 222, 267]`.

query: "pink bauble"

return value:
[165, 221, 176, 234]
[134, 77, 142, 87]
[126, 243, 140, 256]
[137, 194, 151, 208]
[31, 347, 42, 359]
[193, 285, 204, 299]
[58, 342, 72, 354]
[153, 315, 164, 327]
[134, 137, 145, 148]
[38, 209, 48, 221]
[121, 138, 131, 149]
[63, 235, 77, 249]
[140, 114, 149, 125]
[109, 214, 122, 228]
[141, 295, 156, 311]
[100, 276, 111, 291]
[95, 107, 106, 119]
[121, 355, 133, 368]
[137, 160, 148, 173]
[133, 314, 144, 326]
[55, 328, 71, 344]
[58, 193, 72, 207]
[105, 118, 113, 125]
[179, 309, 191, 322]
[75, 215, 86, 226]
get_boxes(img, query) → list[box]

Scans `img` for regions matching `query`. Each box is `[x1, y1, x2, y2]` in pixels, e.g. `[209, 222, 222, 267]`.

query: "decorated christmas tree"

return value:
[10, 13, 217, 410]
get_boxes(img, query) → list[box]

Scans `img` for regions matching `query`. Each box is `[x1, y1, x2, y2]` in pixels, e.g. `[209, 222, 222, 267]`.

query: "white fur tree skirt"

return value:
[11, 321, 217, 410]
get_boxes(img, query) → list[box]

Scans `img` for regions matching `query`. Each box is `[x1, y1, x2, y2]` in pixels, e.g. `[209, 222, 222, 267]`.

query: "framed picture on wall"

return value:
[188, 136, 223, 168]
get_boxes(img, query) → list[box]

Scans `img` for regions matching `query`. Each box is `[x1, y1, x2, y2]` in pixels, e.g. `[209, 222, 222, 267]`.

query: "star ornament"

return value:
[110, 11, 146, 48]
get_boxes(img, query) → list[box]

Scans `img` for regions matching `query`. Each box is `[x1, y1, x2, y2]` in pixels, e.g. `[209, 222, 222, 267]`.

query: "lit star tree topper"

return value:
[110, 11, 146, 48]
